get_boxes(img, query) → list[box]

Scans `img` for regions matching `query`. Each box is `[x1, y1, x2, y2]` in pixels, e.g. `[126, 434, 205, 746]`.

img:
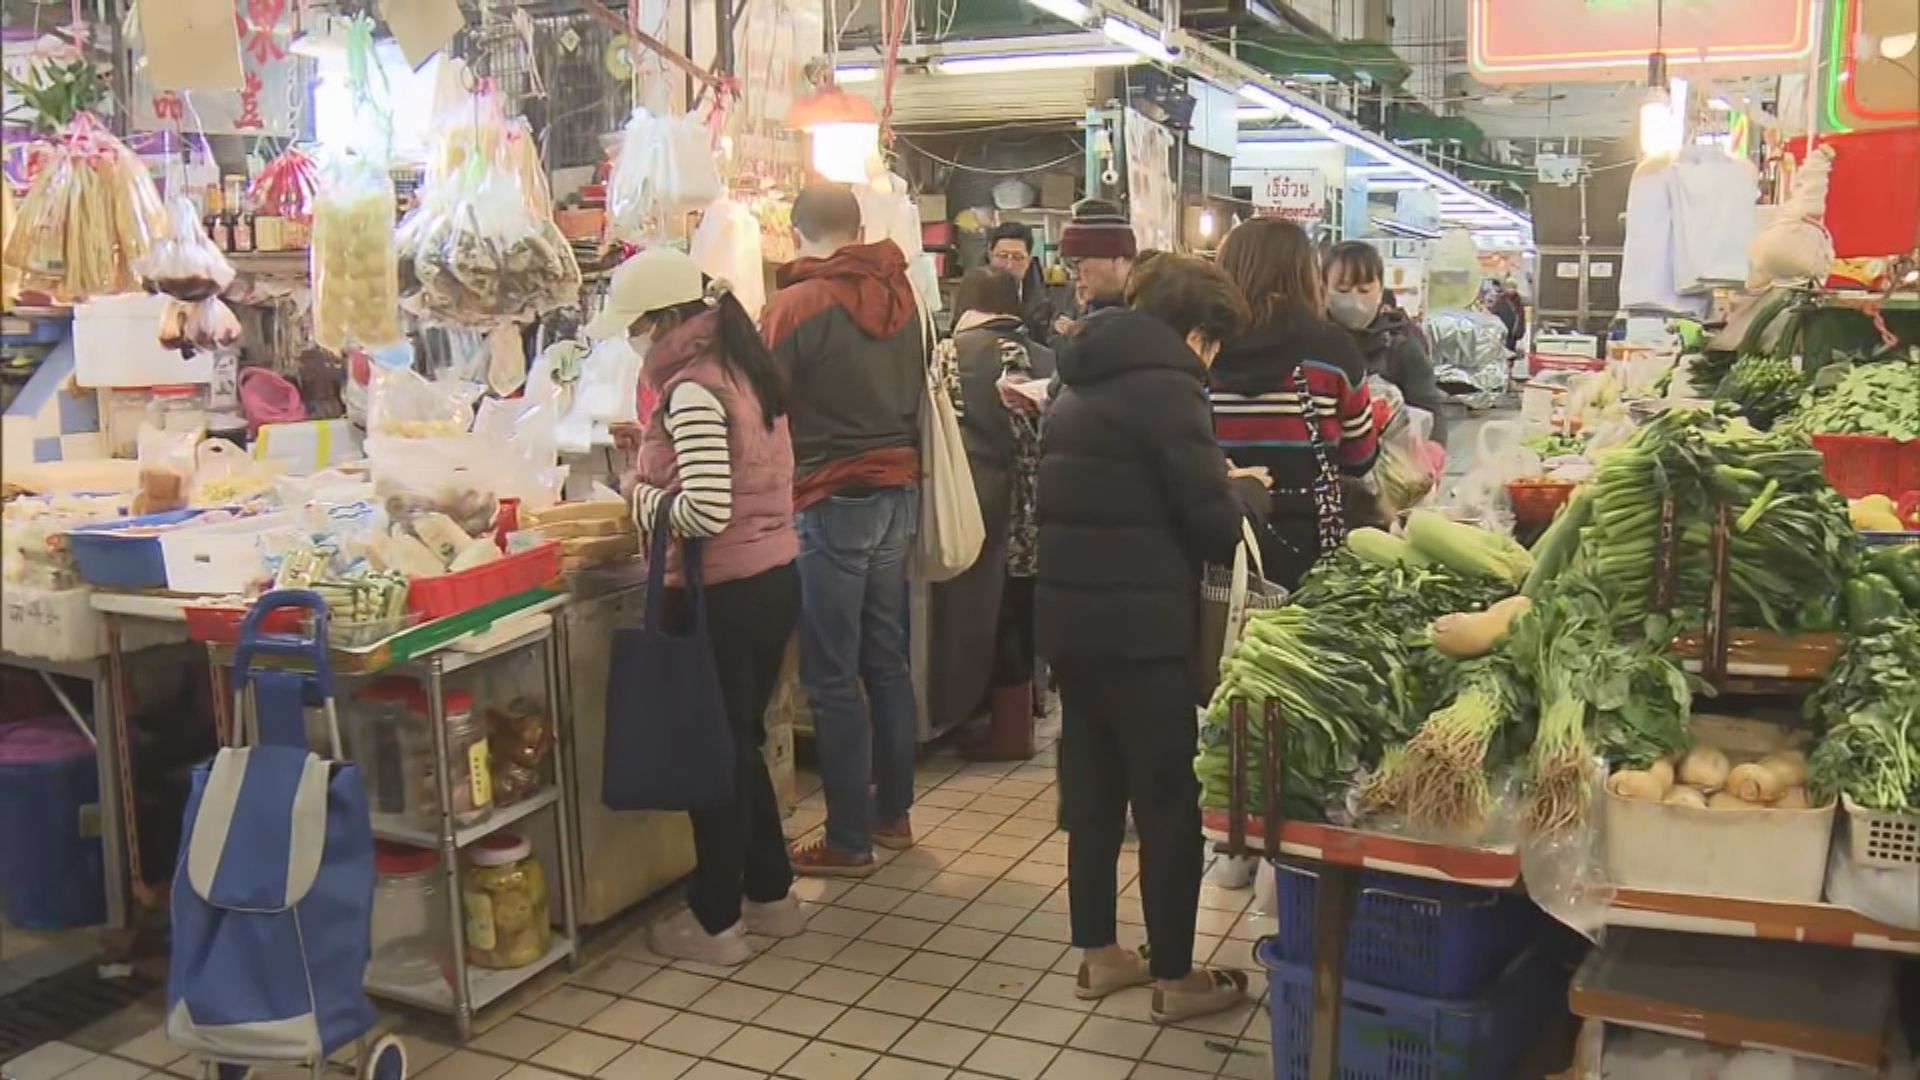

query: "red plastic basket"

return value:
[1506, 478, 1577, 528]
[406, 541, 561, 621]
[185, 604, 301, 644]
[1810, 434, 1920, 499]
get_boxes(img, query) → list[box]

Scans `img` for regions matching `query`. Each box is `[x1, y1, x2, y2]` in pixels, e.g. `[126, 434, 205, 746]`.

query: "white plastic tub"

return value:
[73, 293, 212, 388]
[158, 511, 298, 595]
[1604, 788, 1836, 903]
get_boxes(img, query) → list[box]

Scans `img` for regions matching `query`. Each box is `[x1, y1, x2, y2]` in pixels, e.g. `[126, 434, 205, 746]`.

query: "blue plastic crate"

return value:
[67, 509, 206, 589]
[1260, 935, 1568, 1080]
[1273, 859, 1537, 998]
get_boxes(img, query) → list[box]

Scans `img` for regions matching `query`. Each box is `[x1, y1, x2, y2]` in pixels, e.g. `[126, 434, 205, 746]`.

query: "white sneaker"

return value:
[649, 908, 751, 966]
[742, 891, 807, 939]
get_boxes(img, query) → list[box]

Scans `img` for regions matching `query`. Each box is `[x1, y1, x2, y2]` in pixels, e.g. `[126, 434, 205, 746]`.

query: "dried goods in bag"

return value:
[395, 151, 580, 325]
[1, 113, 167, 302]
[310, 154, 403, 351]
[157, 296, 244, 359]
[139, 196, 236, 302]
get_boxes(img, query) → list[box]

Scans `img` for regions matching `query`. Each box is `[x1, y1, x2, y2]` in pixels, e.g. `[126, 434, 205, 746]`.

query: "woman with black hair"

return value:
[593, 248, 803, 966]
[1322, 240, 1450, 443]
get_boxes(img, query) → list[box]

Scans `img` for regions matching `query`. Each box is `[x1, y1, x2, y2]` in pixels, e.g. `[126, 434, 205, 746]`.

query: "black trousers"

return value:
[1055, 658, 1203, 981]
[993, 576, 1036, 688]
[662, 561, 801, 934]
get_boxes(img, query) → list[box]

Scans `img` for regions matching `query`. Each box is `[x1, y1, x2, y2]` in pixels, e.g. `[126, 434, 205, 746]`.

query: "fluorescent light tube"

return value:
[931, 50, 1138, 76]
[834, 66, 879, 84]
[1024, 0, 1093, 23]
[1236, 83, 1294, 120]
[1102, 17, 1175, 63]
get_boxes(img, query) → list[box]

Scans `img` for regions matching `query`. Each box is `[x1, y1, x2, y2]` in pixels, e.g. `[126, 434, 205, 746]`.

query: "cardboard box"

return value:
[917, 194, 948, 223]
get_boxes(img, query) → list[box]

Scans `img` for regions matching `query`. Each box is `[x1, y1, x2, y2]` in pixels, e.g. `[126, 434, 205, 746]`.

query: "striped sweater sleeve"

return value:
[631, 382, 733, 540]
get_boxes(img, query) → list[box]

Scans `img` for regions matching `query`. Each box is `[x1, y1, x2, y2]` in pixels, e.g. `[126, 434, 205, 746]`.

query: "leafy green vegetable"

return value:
[1777, 349, 1920, 442]
[1713, 354, 1804, 430]
[1807, 616, 1920, 812]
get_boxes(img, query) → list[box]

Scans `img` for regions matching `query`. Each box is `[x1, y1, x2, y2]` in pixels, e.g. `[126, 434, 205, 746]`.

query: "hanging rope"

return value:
[879, 0, 909, 146]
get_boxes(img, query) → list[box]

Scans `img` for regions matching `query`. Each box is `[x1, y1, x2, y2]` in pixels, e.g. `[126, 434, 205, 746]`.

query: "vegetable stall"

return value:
[1199, 364, 1920, 1074]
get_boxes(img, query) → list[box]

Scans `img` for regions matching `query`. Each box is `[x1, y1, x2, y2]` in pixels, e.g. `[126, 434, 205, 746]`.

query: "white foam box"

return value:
[72, 293, 212, 388]
[158, 510, 300, 595]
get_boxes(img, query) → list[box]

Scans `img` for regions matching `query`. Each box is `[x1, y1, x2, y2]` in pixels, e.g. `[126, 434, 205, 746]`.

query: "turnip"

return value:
[1679, 746, 1731, 790]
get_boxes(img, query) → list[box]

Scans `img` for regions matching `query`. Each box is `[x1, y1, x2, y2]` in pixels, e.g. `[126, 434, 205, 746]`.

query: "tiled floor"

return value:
[3, 726, 1277, 1080]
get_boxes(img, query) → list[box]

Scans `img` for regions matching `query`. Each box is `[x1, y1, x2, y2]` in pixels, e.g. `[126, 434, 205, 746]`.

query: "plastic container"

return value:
[1602, 787, 1836, 903]
[1271, 860, 1538, 999]
[407, 540, 560, 620]
[0, 718, 105, 929]
[463, 833, 550, 969]
[144, 384, 208, 435]
[1842, 796, 1920, 870]
[369, 842, 451, 991]
[1261, 936, 1568, 1080]
[1506, 477, 1577, 529]
[71, 293, 214, 388]
[156, 510, 295, 594]
[1811, 433, 1920, 500]
[67, 509, 209, 589]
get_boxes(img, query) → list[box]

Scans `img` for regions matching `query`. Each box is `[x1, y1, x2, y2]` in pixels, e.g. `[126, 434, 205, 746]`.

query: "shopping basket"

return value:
[166, 590, 407, 1080]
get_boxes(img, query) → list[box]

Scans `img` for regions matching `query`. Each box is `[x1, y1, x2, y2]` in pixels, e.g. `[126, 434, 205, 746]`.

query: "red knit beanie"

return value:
[1059, 198, 1138, 260]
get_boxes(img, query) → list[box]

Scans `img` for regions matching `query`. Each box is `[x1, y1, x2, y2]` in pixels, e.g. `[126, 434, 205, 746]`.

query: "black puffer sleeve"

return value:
[1144, 373, 1258, 566]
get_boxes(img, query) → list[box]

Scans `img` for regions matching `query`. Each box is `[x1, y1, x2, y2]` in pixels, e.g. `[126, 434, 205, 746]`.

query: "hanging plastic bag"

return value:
[1373, 404, 1440, 514]
[311, 153, 403, 351]
[396, 144, 580, 324]
[607, 108, 722, 241]
[249, 146, 319, 224]
[429, 92, 555, 222]
[1444, 419, 1539, 531]
[158, 296, 244, 359]
[2, 113, 168, 302]
[689, 197, 766, 316]
[139, 196, 236, 301]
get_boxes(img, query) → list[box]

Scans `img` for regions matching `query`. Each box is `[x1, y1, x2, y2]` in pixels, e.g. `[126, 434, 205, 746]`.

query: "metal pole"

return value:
[427, 659, 473, 1041]
[544, 630, 581, 965]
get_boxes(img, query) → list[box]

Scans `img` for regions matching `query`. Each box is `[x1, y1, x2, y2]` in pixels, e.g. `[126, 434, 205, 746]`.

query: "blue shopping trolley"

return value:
[166, 591, 407, 1080]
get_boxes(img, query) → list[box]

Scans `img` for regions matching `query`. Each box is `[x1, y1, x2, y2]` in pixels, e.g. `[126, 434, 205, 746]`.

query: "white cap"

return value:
[584, 247, 706, 341]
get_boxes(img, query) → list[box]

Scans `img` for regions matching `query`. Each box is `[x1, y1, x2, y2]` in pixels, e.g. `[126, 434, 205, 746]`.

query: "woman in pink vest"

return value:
[593, 248, 802, 966]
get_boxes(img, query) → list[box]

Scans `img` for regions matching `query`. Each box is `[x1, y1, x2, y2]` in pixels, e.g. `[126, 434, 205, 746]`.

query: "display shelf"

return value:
[429, 612, 558, 675]
[365, 933, 575, 1014]
[89, 591, 197, 622]
[1606, 888, 1920, 956]
[1200, 812, 1521, 888]
[371, 788, 559, 850]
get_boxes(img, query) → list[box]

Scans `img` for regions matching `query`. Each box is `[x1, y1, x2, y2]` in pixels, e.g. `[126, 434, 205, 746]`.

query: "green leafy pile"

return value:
[1777, 350, 1920, 441]
[1536, 406, 1859, 632]
[1195, 554, 1513, 821]
[1712, 354, 1804, 430]
[1807, 615, 1920, 812]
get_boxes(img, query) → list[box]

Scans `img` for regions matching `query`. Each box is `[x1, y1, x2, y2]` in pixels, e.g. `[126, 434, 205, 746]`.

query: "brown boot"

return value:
[962, 683, 1036, 761]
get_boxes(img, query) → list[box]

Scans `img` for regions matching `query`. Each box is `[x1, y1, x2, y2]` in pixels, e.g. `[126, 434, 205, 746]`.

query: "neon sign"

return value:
[1469, 0, 1821, 83]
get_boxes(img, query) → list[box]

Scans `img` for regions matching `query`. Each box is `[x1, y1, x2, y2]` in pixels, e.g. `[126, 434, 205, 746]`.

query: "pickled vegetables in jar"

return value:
[462, 833, 550, 968]
[311, 154, 402, 351]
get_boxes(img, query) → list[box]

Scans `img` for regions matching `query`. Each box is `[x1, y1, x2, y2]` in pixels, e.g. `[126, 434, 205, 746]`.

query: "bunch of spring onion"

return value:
[1361, 656, 1531, 837]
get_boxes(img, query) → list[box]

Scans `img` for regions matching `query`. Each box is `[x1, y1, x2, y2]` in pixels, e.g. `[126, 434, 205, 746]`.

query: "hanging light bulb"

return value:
[1638, 52, 1683, 158]
[1197, 207, 1217, 238]
[787, 85, 881, 184]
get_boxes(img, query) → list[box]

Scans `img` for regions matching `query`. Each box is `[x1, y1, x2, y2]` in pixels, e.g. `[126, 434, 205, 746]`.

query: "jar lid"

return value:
[375, 841, 437, 876]
[469, 832, 532, 867]
[152, 385, 200, 398]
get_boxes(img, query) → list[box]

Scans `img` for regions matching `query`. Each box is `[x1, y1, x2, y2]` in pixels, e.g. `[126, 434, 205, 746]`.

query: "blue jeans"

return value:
[795, 487, 919, 859]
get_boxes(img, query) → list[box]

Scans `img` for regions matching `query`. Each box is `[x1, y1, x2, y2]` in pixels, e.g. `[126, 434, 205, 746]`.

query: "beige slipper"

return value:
[1075, 946, 1154, 1000]
[1150, 967, 1249, 1025]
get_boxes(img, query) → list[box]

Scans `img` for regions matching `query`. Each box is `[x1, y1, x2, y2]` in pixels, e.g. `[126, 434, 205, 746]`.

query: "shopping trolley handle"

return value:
[232, 589, 334, 689]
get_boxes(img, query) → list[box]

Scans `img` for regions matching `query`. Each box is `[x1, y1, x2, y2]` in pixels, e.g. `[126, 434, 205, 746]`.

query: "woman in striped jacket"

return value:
[1210, 219, 1381, 587]
[597, 248, 803, 967]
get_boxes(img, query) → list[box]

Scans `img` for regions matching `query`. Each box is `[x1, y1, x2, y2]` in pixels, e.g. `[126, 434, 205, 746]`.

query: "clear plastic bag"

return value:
[366, 365, 480, 439]
[607, 107, 722, 241]
[2, 114, 168, 302]
[311, 154, 403, 351]
[158, 296, 244, 358]
[428, 92, 554, 222]
[1444, 419, 1539, 531]
[133, 426, 199, 516]
[367, 434, 498, 535]
[1374, 404, 1440, 513]
[398, 106, 580, 325]
[139, 196, 235, 302]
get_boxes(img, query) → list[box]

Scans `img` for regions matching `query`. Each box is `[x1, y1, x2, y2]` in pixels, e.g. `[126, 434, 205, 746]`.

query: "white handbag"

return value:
[913, 290, 985, 582]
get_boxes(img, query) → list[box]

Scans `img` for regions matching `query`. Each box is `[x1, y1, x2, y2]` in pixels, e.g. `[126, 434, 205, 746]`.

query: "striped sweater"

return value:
[1208, 309, 1380, 500]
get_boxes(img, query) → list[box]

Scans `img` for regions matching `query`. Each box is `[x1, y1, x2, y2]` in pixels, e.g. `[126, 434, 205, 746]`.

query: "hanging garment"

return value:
[1670, 146, 1761, 293]
[1620, 159, 1710, 318]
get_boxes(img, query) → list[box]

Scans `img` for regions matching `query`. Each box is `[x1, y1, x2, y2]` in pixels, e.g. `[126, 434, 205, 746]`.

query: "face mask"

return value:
[1327, 292, 1381, 330]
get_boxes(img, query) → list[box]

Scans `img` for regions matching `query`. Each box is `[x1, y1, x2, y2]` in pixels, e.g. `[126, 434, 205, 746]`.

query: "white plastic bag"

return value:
[607, 108, 722, 241]
[1445, 419, 1539, 531]
[367, 366, 481, 438]
[689, 197, 766, 316]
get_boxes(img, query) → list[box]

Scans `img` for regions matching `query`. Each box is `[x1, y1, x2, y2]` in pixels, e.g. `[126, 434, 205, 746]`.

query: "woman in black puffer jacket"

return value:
[1036, 254, 1267, 1025]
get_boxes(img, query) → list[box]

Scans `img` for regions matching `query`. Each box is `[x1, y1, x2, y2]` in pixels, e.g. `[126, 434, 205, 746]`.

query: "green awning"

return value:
[1232, 31, 1409, 88]
[1387, 111, 1486, 147]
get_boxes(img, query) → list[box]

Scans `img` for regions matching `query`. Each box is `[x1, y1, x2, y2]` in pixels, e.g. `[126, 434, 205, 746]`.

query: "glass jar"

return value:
[145, 384, 207, 435]
[369, 842, 451, 990]
[388, 684, 489, 827]
[352, 679, 429, 818]
[462, 834, 550, 969]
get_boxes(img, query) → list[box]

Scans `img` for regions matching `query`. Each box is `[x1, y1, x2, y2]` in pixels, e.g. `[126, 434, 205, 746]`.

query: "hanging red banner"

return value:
[1468, 0, 1820, 84]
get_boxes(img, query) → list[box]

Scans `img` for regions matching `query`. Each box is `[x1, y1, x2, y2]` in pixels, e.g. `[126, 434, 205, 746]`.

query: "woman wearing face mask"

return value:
[594, 248, 804, 966]
[1211, 220, 1381, 589]
[1322, 241, 1450, 445]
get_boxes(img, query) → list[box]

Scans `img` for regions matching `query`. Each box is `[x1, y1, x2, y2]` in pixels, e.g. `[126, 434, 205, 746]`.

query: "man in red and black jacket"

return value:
[759, 183, 926, 878]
